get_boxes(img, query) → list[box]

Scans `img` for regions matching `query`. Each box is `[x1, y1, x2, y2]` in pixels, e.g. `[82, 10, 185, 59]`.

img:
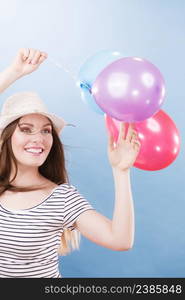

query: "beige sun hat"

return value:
[0, 91, 72, 134]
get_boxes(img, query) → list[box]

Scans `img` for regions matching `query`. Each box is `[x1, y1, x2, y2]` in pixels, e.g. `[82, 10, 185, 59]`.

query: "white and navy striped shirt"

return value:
[0, 184, 94, 278]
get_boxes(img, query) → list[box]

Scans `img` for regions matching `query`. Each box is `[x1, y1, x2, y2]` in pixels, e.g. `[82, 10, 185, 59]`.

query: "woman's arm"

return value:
[76, 123, 141, 251]
[0, 48, 47, 93]
[0, 67, 21, 93]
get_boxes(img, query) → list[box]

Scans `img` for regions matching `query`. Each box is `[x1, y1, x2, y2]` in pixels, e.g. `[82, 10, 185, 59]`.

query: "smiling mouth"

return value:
[24, 148, 44, 155]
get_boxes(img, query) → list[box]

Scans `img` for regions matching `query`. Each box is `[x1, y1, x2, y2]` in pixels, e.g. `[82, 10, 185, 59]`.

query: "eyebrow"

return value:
[18, 122, 52, 127]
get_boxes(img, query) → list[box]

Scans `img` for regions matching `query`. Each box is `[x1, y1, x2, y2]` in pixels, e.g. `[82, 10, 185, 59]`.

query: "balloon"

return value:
[105, 110, 180, 171]
[92, 57, 166, 122]
[79, 84, 104, 114]
[78, 49, 124, 87]
[77, 50, 124, 114]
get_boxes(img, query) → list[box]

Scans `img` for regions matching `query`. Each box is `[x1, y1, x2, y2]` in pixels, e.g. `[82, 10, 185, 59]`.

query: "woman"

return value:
[0, 48, 140, 278]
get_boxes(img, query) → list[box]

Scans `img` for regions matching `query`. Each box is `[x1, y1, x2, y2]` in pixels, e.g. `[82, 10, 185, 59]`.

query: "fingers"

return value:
[117, 122, 137, 143]
[126, 124, 134, 142]
[18, 48, 48, 64]
[126, 123, 141, 152]
[116, 122, 140, 149]
[27, 48, 36, 63]
[107, 132, 115, 151]
[29, 50, 42, 64]
[130, 127, 141, 152]
[117, 122, 126, 143]
[40, 51, 48, 58]
[117, 122, 139, 146]
[126, 123, 138, 143]
[22, 48, 30, 60]
[17, 48, 30, 61]
[31, 51, 48, 65]
[38, 53, 48, 65]
[131, 138, 141, 152]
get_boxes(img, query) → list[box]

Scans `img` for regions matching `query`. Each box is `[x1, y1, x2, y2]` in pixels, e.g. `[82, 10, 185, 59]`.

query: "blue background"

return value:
[0, 0, 184, 277]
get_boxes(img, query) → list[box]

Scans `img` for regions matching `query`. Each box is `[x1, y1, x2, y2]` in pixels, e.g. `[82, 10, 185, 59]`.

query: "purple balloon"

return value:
[91, 57, 166, 122]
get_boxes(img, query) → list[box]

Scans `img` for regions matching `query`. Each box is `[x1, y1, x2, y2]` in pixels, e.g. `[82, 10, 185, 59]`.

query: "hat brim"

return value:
[0, 111, 67, 134]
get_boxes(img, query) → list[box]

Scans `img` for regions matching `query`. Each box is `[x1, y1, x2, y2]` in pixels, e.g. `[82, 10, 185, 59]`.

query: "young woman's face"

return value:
[11, 114, 53, 168]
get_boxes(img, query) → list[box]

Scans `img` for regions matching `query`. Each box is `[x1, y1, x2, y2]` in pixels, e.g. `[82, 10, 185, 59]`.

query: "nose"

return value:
[30, 131, 44, 143]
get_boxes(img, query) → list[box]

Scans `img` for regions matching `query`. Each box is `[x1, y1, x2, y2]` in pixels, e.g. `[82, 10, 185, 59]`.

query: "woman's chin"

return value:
[17, 159, 46, 168]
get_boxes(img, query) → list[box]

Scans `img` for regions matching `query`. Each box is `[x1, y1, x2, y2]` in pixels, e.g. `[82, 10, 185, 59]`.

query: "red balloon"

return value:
[105, 110, 180, 171]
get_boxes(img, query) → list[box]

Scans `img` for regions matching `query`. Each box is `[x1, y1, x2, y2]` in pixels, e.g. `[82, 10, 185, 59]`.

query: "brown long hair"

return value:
[0, 117, 80, 255]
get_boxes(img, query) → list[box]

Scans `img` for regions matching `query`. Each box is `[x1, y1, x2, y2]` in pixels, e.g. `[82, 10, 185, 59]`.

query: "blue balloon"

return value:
[80, 83, 104, 115]
[78, 49, 124, 86]
[77, 49, 124, 114]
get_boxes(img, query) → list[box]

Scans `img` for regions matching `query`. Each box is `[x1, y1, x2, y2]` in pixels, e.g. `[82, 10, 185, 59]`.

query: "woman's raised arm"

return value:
[0, 48, 47, 93]
[76, 124, 141, 251]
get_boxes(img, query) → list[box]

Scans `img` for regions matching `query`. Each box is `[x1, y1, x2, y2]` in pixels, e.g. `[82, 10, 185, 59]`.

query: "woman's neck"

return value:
[9, 166, 46, 187]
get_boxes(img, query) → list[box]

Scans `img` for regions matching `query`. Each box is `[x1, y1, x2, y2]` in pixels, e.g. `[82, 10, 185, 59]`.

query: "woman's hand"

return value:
[9, 48, 48, 77]
[107, 123, 141, 171]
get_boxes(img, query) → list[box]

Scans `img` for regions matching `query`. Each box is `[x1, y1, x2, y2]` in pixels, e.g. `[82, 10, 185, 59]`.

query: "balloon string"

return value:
[48, 56, 78, 82]
[47, 57, 78, 128]
[48, 56, 91, 91]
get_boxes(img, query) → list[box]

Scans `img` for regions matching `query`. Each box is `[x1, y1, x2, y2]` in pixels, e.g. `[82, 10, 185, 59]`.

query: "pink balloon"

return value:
[92, 57, 166, 122]
[105, 110, 180, 171]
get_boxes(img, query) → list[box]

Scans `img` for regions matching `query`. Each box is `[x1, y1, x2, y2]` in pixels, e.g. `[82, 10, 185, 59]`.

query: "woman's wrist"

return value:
[112, 167, 130, 174]
[112, 167, 130, 180]
[0, 67, 22, 94]
[5, 66, 23, 80]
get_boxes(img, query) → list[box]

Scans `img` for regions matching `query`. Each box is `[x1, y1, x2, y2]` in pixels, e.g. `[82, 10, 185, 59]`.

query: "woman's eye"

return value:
[42, 129, 52, 134]
[19, 127, 52, 134]
[20, 127, 31, 133]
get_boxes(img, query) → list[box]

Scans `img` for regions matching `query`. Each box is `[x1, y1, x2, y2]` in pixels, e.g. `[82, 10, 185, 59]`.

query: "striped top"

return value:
[0, 184, 94, 278]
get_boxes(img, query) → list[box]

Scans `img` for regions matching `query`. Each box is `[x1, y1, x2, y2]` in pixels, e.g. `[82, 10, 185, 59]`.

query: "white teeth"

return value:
[25, 148, 43, 153]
